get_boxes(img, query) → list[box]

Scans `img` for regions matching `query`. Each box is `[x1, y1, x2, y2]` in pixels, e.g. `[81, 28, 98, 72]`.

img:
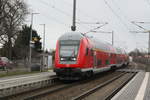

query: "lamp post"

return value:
[40, 24, 46, 71]
[29, 13, 39, 64]
[148, 31, 150, 55]
[40, 24, 46, 52]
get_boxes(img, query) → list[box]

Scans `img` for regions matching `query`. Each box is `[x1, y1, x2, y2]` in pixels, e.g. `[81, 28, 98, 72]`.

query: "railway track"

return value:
[21, 71, 132, 100]
[72, 72, 136, 100]
[104, 72, 136, 100]
[2, 70, 137, 100]
[24, 81, 83, 100]
[0, 75, 58, 100]
[3, 71, 116, 100]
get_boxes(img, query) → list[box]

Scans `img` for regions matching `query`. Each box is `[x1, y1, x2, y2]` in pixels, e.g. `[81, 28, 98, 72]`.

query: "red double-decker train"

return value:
[54, 32, 129, 80]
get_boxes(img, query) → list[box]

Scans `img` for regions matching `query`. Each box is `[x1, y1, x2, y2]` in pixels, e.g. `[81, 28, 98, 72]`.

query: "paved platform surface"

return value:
[0, 70, 55, 89]
[0, 70, 55, 80]
[112, 71, 150, 100]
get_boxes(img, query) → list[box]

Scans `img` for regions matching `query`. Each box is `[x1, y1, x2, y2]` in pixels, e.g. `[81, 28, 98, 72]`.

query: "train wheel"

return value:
[122, 64, 126, 68]
[86, 71, 93, 78]
[90, 71, 94, 77]
[111, 66, 116, 71]
[126, 62, 129, 66]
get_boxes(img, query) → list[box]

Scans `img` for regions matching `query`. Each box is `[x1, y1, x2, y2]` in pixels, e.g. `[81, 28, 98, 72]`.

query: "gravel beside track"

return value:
[82, 72, 136, 100]
[24, 71, 124, 100]
[1, 65, 139, 100]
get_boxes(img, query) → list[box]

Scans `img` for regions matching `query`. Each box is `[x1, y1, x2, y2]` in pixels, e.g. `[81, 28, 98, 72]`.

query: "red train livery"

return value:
[54, 32, 129, 80]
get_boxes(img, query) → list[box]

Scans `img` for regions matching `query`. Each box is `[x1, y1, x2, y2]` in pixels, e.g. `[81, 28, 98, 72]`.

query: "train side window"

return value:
[110, 54, 113, 58]
[113, 54, 114, 58]
[86, 48, 89, 55]
[97, 60, 102, 66]
[105, 60, 109, 65]
[91, 49, 94, 56]
[94, 55, 97, 66]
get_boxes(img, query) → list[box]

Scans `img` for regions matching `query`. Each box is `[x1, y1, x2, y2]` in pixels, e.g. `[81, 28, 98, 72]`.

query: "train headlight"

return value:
[72, 58, 76, 61]
[60, 58, 65, 61]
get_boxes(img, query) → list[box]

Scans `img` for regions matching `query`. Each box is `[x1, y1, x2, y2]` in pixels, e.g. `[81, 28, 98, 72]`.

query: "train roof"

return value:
[90, 38, 116, 53]
[59, 32, 84, 41]
[58, 32, 125, 54]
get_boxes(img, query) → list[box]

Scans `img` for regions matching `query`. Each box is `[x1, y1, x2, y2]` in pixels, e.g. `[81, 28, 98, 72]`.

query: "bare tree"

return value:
[0, 0, 28, 59]
[0, 0, 8, 37]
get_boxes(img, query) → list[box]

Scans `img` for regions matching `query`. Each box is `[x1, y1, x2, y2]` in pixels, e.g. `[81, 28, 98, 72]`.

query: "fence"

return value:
[133, 57, 150, 65]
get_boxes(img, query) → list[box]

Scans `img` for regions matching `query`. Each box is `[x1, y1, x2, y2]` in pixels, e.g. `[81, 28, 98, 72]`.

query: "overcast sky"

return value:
[26, 0, 150, 52]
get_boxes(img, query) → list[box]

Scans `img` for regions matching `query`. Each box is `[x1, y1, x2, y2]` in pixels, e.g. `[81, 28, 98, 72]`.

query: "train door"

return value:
[94, 51, 97, 68]
[89, 48, 94, 67]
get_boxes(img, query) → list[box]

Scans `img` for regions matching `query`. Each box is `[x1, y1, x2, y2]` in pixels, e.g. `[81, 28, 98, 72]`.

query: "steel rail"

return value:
[104, 72, 137, 100]
[24, 83, 77, 100]
[72, 72, 128, 100]
[24, 71, 116, 100]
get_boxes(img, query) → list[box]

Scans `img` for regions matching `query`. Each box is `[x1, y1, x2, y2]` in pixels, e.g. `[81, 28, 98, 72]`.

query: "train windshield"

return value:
[59, 40, 80, 58]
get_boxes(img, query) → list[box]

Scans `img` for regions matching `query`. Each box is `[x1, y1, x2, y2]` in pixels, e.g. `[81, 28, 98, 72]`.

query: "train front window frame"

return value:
[59, 40, 80, 61]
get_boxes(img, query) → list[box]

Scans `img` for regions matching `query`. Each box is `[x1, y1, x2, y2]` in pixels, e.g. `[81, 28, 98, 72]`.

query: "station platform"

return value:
[0, 70, 55, 81]
[0, 70, 56, 97]
[0, 71, 55, 89]
[112, 71, 150, 100]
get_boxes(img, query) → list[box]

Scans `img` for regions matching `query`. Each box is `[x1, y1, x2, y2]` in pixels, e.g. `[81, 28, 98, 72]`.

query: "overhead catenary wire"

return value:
[31, 0, 76, 30]
[130, 21, 150, 54]
[61, 0, 103, 22]
[60, 0, 106, 26]
[111, 0, 133, 25]
[29, 3, 70, 28]
[38, 0, 94, 31]
[76, 21, 108, 25]
[39, 0, 72, 18]
[146, 0, 150, 6]
[38, 0, 89, 23]
[112, 0, 150, 31]
[131, 21, 147, 30]
[85, 22, 108, 34]
[103, 0, 139, 48]
[103, 0, 131, 31]
[38, 0, 108, 33]
[132, 21, 150, 24]
[111, 0, 150, 32]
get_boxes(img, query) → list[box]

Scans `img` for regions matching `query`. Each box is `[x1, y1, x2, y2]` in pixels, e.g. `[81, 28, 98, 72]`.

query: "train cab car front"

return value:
[54, 67, 83, 80]
[54, 32, 85, 80]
